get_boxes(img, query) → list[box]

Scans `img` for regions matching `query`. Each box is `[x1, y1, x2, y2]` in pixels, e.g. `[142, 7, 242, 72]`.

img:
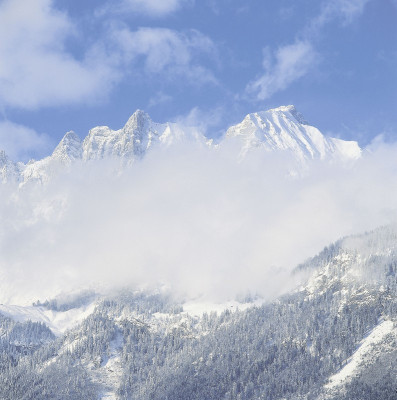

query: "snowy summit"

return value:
[0, 105, 361, 185]
[225, 105, 361, 162]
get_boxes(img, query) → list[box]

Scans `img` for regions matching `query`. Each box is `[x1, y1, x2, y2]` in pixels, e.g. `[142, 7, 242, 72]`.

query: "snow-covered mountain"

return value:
[1, 225, 397, 399]
[0, 106, 361, 185]
[225, 105, 361, 162]
[17, 110, 190, 185]
[81, 109, 187, 161]
[52, 130, 83, 163]
[21, 131, 83, 184]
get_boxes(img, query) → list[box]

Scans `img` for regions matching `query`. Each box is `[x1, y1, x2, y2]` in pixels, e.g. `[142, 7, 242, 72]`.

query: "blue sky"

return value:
[0, 0, 396, 161]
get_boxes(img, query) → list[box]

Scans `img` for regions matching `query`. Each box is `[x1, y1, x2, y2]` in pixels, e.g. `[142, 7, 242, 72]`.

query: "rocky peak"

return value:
[52, 131, 82, 163]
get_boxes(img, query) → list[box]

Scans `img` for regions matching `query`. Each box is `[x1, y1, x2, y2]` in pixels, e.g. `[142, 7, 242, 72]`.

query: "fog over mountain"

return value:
[0, 106, 396, 306]
[0, 0, 395, 397]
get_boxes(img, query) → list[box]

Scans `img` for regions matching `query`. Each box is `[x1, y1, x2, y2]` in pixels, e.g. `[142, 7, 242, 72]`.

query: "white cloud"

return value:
[112, 27, 217, 84]
[247, 41, 317, 100]
[0, 0, 216, 110]
[246, 0, 371, 101]
[116, 0, 190, 16]
[174, 106, 226, 139]
[148, 92, 173, 108]
[334, 0, 370, 21]
[310, 0, 371, 30]
[0, 120, 53, 161]
[0, 0, 120, 110]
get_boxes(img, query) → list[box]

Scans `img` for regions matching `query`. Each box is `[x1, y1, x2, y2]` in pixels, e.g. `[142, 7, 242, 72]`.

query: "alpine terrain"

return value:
[0, 106, 395, 400]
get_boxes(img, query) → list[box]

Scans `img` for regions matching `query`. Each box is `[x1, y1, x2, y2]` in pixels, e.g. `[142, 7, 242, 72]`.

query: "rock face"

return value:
[0, 105, 362, 185]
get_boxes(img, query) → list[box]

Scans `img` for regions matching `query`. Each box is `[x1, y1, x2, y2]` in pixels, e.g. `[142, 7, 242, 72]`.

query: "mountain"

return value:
[52, 131, 83, 163]
[0, 106, 361, 185]
[81, 109, 187, 161]
[225, 105, 361, 162]
[21, 131, 83, 184]
[1, 225, 397, 399]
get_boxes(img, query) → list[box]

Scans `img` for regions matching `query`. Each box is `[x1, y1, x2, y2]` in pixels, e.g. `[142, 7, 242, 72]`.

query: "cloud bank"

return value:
[2, 138, 397, 305]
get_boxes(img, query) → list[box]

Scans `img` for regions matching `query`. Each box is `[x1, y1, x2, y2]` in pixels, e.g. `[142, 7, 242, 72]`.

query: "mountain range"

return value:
[0, 105, 361, 185]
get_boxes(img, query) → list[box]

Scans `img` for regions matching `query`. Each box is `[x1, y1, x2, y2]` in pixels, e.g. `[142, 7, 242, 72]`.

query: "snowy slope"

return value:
[0, 302, 97, 336]
[325, 319, 395, 390]
[224, 105, 361, 163]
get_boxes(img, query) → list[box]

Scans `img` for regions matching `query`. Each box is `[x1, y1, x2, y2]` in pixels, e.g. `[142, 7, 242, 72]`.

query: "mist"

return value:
[2, 138, 397, 305]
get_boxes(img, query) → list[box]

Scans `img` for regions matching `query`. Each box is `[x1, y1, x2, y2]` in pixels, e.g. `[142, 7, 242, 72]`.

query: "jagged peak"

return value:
[53, 131, 81, 151]
[132, 109, 149, 118]
[61, 130, 81, 143]
[265, 105, 309, 125]
[52, 130, 82, 161]
[124, 109, 152, 129]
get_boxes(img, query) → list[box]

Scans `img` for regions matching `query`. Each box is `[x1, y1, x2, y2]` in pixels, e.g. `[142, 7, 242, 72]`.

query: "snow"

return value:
[326, 319, 395, 389]
[2, 105, 362, 185]
[0, 302, 97, 336]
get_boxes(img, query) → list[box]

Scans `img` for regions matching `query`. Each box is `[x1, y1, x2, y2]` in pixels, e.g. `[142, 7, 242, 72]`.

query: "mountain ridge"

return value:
[0, 105, 362, 185]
